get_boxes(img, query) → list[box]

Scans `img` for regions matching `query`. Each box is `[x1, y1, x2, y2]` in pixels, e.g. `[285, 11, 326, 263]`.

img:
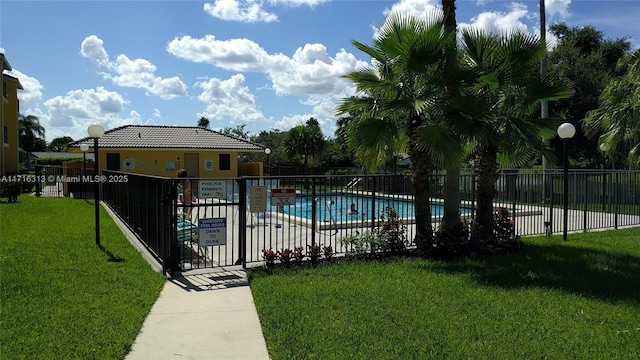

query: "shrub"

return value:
[261, 248, 278, 268]
[277, 248, 293, 266]
[0, 180, 22, 202]
[373, 206, 408, 255]
[307, 244, 322, 264]
[341, 230, 384, 256]
[322, 245, 333, 261]
[486, 207, 521, 254]
[431, 216, 472, 258]
[292, 246, 305, 264]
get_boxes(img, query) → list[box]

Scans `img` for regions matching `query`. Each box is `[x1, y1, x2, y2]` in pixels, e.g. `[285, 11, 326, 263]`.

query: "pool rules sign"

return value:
[198, 218, 226, 246]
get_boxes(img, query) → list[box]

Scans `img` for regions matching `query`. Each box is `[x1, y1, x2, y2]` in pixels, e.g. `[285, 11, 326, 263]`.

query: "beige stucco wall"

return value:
[2, 76, 20, 175]
[74, 148, 243, 178]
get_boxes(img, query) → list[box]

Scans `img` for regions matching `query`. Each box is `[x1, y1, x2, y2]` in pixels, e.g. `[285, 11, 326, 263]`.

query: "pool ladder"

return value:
[342, 177, 362, 193]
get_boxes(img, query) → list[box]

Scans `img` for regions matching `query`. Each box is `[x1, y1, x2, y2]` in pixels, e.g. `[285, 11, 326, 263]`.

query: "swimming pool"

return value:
[262, 193, 471, 223]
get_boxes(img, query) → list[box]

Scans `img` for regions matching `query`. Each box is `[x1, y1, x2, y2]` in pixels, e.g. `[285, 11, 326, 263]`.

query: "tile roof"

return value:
[68, 125, 266, 151]
[31, 152, 94, 160]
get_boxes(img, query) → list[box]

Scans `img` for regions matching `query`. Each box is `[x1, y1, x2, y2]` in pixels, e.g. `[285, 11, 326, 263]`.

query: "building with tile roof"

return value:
[68, 125, 269, 177]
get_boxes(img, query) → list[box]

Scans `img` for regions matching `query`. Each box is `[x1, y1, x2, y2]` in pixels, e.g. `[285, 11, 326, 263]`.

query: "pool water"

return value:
[264, 193, 470, 223]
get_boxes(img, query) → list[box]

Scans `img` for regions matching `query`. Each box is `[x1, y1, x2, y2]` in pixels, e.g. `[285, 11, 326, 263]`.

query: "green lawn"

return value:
[0, 195, 165, 360]
[250, 228, 640, 359]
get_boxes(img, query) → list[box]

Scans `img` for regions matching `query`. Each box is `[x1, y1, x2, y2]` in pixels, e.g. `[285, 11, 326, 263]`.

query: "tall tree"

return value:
[283, 118, 326, 173]
[460, 30, 573, 242]
[338, 14, 464, 254]
[18, 114, 46, 168]
[547, 23, 630, 167]
[250, 129, 288, 169]
[48, 136, 74, 152]
[222, 124, 249, 139]
[584, 49, 640, 168]
[439, 0, 465, 238]
[197, 116, 210, 129]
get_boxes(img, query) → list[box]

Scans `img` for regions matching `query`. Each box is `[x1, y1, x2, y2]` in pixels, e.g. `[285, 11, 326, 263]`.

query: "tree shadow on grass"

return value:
[425, 242, 640, 302]
[98, 245, 125, 263]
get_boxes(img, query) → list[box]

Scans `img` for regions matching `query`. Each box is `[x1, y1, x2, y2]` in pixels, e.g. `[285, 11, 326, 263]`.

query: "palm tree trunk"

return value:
[408, 116, 434, 254]
[474, 142, 499, 243]
[440, 0, 463, 233]
[442, 165, 462, 229]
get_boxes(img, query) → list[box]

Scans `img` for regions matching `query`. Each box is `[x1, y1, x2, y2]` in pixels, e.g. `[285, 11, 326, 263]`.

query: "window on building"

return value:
[3, 126, 8, 144]
[219, 154, 231, 170]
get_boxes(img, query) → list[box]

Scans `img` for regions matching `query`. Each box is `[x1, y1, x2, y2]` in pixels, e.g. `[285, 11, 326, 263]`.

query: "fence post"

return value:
[583, 174, 588, 231]
[510, 172, 517, 232]
[548, 171, 554, 234]
[311, 177, 316, 248]
[237, 178, 247, 268]
[370, 176, 377, 232]
[615, 171, 619, 229]
[35, 165, 42, 197]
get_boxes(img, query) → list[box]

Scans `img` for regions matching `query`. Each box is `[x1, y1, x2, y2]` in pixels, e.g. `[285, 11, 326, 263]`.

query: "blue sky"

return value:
[2, 0, 639, 142]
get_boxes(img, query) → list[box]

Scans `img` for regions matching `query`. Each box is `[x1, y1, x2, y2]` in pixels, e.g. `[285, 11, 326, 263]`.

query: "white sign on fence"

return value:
[198, 218, 227, 246]
[271, 188, 296, 206]
[199, 180, 227, 199]
[250, 186, 267, 213]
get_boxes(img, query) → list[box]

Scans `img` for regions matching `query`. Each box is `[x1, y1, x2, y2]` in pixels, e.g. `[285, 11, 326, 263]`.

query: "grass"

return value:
[0, 195, 165, 360]
[250, 228, 640, 359]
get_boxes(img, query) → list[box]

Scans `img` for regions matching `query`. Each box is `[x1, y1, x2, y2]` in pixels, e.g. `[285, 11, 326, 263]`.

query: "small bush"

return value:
[292, 246, 305, 264]
[431, 216, 472, 258]
[307, 244, 322, 264]
[322, 245, 333, 261]
[277, 248, 293, 266]
[374, 206, 408, 255]
[486, 207, 522, 254]
[261, 248, 278, 268]
[0, 180, 22, 202]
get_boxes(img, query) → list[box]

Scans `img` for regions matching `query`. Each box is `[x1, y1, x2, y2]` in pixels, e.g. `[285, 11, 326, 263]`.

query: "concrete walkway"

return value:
[125, 267, 270, 360]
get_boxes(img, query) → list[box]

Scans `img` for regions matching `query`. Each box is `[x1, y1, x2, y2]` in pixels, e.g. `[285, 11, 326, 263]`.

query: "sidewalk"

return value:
[125, 267, 270, 360]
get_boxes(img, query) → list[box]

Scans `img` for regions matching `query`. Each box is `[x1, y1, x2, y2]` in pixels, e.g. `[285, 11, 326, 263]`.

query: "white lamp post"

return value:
[88, 124, 104, 246]
[80, 143, 89, 200]
[264, 147, 271, 176]
[557, 122, 575, 241]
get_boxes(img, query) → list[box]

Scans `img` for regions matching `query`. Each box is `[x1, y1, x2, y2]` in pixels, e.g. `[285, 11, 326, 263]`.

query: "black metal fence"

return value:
[34, 165, 640, 272]
[35, 165, 96, 198]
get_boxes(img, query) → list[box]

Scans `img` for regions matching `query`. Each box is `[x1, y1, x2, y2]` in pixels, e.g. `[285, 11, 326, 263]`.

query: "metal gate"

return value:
[175, 177, 245, 271]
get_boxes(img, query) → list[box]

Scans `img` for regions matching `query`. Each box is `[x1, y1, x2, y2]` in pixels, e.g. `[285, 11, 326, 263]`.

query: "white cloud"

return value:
[202, 0, 328, 23]
[167, 35, 367, 96]
[80, 35, 188, 99]
[43, 87, 127, 126]
[80, 35, 109, 70]
[196, 74, 265, 122]
[460, 3, 531, 35]
[546, 0, 571, 19]
[8, 69, 43, 109]
[24, 87, 141, 140]
[373, 0, 441, 38]
[273, 112, 314, 132]
[382, 0, 440, 18]
[167, 35, 275, 72]
[203, 0, 278, 23]
[269, 0, 328, 6]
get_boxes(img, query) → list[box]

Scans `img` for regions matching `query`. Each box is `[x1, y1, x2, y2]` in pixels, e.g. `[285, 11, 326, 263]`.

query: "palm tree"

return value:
[439, 0, 466, 237]
[18, 114, 45, 169]
[283, 118, 326, 173]
[197, 116, 210, 129]
[338, 13, 466, 253]
[459, 30, 573, 243]
[584, 49, 640, 168]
